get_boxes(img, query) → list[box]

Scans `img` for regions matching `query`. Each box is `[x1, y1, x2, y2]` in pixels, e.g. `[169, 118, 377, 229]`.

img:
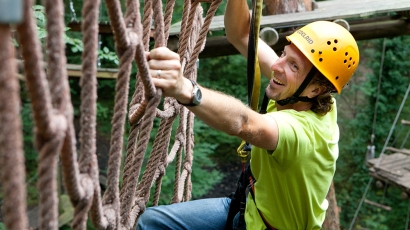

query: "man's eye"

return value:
[291, 63, 299, 71]
[280, 51, 285, 57]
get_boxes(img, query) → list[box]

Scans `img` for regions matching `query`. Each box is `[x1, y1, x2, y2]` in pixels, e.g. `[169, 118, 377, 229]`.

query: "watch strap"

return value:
[177, 79, 200, 107]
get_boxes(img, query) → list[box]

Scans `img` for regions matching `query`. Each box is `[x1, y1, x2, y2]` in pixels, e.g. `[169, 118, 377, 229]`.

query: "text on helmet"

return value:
[296, 30, 313, 44]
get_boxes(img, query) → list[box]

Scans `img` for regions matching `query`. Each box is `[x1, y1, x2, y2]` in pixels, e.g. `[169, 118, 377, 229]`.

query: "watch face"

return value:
[193, 85, 202, 105]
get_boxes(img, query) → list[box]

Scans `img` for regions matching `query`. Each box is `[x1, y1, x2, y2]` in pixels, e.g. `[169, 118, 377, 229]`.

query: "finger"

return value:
[150, 69, 165, 79]
[150, 47, 180, 61]
[145, 51, 151, 61]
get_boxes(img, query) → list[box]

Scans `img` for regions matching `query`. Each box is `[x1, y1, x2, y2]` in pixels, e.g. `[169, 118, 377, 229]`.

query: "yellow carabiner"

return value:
[237, 140, 250, 163]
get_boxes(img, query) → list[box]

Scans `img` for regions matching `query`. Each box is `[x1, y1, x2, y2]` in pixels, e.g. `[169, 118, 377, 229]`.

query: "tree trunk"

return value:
[263, 0, 312, 15]
[261, 1, 341, 228]
[323, 181, 341, 230]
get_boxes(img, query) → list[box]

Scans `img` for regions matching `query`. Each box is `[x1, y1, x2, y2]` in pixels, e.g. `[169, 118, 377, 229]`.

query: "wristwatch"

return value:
[178, 79, 202, 107]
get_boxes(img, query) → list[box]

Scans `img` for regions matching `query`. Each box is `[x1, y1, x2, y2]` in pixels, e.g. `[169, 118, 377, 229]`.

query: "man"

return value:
[137, 0, 359, 229]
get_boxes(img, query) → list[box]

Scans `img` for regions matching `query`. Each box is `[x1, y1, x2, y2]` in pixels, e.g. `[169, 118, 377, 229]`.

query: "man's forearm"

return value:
[188, 86, 252, 138]
[224, 0, 251, 56]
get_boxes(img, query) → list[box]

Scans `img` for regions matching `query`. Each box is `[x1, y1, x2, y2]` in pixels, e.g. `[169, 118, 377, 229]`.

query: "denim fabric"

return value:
[137, 197, 239, 230]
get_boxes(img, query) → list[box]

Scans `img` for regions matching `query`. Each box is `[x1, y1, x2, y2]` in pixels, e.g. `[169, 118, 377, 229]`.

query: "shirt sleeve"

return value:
[267, 110, 314, 171]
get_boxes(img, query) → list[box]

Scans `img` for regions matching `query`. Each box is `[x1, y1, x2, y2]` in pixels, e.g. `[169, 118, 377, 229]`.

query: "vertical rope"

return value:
[17, 0, 70, 229]
[0, 25, 29, 230]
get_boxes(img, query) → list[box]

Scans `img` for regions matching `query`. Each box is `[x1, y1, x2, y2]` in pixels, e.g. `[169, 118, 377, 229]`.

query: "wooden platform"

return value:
[367, 148, 410, 193]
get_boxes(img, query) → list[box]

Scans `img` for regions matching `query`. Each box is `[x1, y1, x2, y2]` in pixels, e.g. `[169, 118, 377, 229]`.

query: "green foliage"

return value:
[336, 36, 410, 229]
[0, 222, 5, 230]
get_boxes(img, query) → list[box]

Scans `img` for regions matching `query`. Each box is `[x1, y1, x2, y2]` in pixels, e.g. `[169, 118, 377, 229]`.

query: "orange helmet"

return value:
[286, 21, 359, 93]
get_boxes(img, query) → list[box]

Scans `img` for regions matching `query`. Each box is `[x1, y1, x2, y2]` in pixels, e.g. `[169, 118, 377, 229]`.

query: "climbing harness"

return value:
[226, 165, 276, 230]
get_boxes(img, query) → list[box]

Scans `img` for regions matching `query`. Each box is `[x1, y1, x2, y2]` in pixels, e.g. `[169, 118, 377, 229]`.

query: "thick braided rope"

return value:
[16, 0, 72, 229]
[178, 0, 200, 65]
[141, 0, 180, 206]
[164, 0, 176, 40]
[69, 0, 102, 228]
[37, 118, 67, 230]
[44, 0, 83, 219]
[104, 0, 128, 53]
[172, 6, 203, 202]
[168, 4, 202, 204]
[104, 43, 136, 209]
[184, 0, 223, 77]
[101, 0, 139, 219]
[121, 92, 162, 229]
[0, 25, 29, 230]
[44, 0, 68, 110]
[183, 104, 195, 201]
[171, 108, 188, 203]
[16, 0, 55, 142]
[151, 100, 181, 206]
[172, 5, 203, 203]
[120, 0, 166, 226]
[119, 1, 160, 223]
[121, 0, 173, 218]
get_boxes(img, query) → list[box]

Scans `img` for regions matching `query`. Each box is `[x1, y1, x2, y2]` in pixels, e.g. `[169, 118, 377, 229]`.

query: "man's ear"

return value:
[308, 84, 325, 98]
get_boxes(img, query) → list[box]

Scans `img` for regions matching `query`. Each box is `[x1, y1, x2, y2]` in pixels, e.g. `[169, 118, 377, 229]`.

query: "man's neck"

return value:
[276, 101, 312, 112]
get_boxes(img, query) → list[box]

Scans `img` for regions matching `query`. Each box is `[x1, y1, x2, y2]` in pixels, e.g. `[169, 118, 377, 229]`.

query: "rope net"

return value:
[0, 0, 222, 229]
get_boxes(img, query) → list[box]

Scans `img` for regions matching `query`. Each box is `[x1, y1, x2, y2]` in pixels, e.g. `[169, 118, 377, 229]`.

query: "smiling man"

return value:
[136, 0, 359, 229]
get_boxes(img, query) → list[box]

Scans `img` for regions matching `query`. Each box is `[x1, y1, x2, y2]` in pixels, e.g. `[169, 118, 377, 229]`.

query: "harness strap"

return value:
[276, 66, 317, 106]
[226, 165, 277, 230]
[248, 168, 277, 230]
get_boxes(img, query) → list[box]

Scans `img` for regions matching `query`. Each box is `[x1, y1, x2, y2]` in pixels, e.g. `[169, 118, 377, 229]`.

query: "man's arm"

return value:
[224, 0, 279, 79]
[148, 47, 279, 151]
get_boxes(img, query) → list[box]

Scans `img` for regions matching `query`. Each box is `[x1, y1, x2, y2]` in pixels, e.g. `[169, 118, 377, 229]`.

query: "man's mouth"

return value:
[271, 72, 284, 86]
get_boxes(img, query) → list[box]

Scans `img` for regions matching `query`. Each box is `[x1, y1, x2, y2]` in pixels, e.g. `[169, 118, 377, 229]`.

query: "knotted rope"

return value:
[0, 0, 223, 229]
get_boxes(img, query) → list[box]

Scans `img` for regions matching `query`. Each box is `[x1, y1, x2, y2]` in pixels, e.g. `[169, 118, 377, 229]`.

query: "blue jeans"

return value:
[137, 197, 241, 230]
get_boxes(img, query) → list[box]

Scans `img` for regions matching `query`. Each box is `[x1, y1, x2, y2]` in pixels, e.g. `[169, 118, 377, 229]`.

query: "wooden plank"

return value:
[368, 153, 410, 190]
[66, 64, 118, 79]
[385, 146, 410, 155]
[402, 119, 410, 126]
[169, 0, 410, 35]
[364, 199, 392, 211]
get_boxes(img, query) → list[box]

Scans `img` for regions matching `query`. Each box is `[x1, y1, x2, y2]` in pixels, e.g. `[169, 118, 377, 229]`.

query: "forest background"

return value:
[1, 0, 410, 229]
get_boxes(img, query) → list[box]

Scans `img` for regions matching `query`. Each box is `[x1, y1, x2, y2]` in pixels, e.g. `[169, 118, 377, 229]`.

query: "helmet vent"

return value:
[319, 51, 322, 54]
[319, 58, 323, 62]
[336, 76, 339, 80]
[311, 49, 315, 53]
[333, 47, 337, 51]
[345, 52, 348, 56]
[348, 64, 351, 69]
[334, 39, 338, 43]
[344, 60, 347, 63]
[327, 41, 331, 45]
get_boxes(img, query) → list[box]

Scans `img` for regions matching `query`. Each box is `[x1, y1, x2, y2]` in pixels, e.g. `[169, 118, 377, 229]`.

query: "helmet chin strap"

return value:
[276, 67, 317, 106]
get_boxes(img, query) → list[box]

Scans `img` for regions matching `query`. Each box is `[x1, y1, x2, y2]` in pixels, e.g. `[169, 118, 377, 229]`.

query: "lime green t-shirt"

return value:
[245, 100, 339, 230]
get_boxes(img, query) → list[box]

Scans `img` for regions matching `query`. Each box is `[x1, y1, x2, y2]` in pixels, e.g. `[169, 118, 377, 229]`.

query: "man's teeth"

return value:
[272, 75, 284, 85]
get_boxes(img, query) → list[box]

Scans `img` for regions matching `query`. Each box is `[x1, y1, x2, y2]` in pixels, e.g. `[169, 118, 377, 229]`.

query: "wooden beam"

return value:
[186, 17, 410, 58]
[364, 199, 392, 211]
[385, 146, 410, 155]
[402, 119, 410, 126]
[66, 64, 118, 79]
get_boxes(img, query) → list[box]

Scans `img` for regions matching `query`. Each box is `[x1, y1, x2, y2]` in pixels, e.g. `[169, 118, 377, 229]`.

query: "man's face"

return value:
[265, 44, 314, 102]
